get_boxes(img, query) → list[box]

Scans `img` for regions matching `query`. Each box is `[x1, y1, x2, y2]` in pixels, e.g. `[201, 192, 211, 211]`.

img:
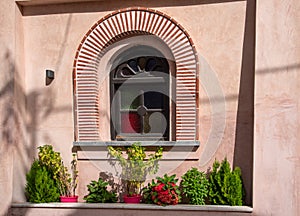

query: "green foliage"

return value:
[142, 179, 156, 204]
[38, 145, 78, 197]
[181, 167, 209, 205]
[142, 174, 181, 206]
[25, 160, 60, 203]
[38, 145, 62, 181]
[84, 178, 117, 203]
[107, 142, 163, 195]
[208, 158, 244, 206]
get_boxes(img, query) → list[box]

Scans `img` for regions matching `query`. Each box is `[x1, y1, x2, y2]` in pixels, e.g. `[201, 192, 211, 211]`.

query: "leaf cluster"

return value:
[142, 174, 181, 206]
[25, 160, 60, 203]
[84, 178, 117, 203]
[208, 158, 244, 206]
[38, 145, 78, 197]
[181, 167, 209, 205]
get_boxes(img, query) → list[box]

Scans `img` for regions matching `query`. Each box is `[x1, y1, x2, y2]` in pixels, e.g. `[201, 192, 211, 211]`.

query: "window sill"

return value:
[73, 141, 200, 147]
[73, 141, 200, 160]
[11, 203, 252, 213]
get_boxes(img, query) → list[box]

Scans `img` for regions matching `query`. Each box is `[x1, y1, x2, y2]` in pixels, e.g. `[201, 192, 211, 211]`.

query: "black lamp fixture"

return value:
[46, 69, 54, 85]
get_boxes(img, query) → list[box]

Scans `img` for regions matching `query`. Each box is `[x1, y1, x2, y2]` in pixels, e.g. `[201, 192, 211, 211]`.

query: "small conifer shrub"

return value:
[25, 160, 60, 203]
[208, 158, 244, 206]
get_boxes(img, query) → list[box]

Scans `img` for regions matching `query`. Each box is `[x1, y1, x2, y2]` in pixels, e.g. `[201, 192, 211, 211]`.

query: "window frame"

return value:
[110, 51, 171, 141]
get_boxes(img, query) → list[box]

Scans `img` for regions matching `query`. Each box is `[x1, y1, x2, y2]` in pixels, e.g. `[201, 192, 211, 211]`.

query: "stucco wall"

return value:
[9, 0, 251, 206]
[254, 0, 300, 215]
[1, 0, 299, 215]
[20, 0, 251, 205]
[0, 1, 20, 215]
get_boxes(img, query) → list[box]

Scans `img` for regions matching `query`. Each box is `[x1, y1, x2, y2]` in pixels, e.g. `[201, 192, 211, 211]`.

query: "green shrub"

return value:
[181, 167, 209, 205]
[208, 158, 244, 206]
[25, 160, 60, 203]
[84, 177, 117, 203]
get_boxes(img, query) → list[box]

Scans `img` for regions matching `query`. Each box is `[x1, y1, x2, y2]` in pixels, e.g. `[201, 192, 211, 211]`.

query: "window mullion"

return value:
[140, 89, 145, 135]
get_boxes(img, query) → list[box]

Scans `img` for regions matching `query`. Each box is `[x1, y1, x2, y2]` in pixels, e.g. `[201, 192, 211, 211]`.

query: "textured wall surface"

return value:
[0, 0, 299, 215]
[17, 0, 249, 205]
[254, 0, 300, 215]
[0, 1, 17, 215]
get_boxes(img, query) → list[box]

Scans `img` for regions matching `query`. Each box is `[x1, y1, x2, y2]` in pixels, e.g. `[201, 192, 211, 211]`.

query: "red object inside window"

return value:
[121, 113, 141, 133]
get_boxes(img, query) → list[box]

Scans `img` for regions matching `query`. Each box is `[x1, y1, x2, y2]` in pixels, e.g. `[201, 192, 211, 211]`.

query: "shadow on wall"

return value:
[21, 0, 248, 16]
[99, 171, 126, 201]
[233, 0, 255, 206]
[0, 9, 73, 215]
[0, 54, 72, 215]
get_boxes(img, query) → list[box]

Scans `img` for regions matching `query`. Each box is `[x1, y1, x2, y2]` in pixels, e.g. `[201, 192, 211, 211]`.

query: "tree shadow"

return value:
[99, 171, 126, 202]
[233, 0, 255, 206]
[0, 53, 72, 215]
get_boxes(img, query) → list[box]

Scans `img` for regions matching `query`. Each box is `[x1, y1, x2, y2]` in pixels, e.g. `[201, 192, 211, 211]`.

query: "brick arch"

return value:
[73, 7, 199, 141]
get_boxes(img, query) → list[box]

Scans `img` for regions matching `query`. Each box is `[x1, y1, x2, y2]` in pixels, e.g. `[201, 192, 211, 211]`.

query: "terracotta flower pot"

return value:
[123, 195, 142, 204]
[60, 195, 78, 202]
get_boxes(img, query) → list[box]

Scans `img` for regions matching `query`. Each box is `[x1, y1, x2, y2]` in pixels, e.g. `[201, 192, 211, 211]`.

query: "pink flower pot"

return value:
[123, 195, 142, 204]
[60, 196, 78, 202]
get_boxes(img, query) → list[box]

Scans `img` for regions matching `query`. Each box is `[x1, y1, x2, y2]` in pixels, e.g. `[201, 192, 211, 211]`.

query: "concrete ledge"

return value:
[73, 141, 200, 147]
[11, 203, 253, 213]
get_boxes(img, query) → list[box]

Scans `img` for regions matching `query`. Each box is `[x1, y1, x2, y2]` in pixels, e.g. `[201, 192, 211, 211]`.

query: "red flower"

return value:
[160, 190, 169, 195]
[154, 183, 165, 192]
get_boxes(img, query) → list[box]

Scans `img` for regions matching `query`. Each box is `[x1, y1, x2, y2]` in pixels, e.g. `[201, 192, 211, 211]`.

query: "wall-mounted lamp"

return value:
[46, 69, 55, 86]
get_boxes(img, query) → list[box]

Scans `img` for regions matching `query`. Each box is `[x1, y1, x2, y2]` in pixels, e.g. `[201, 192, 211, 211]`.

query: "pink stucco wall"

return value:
[0, 0, 299, 215]
[17, 0, 250, 203]
[254, 0, 300, 215]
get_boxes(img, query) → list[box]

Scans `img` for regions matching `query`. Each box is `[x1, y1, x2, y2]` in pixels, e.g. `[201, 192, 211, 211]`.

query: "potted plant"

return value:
[142, 174, 181, 206]
[84, 177, 117, 203]
[107, 142, 163, 203]
[57, 153, 78, 202]
[180, 167, 209, 205]
[38, 145, 79, 202]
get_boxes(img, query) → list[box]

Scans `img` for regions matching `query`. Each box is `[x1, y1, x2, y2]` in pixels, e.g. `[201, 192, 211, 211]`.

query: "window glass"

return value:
[121, 112, 141, 133]
[144, 91, 164, 109]
[120, 87, 140, 110]
[111, 46, 169, 141]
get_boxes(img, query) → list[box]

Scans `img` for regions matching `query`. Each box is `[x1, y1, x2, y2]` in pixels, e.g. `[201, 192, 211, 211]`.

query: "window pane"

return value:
[144, 91, 164, 109]
[121, 112, 141, 133]
[128, 59, 138, 72]
[145, 58, 156, 71]
[143, 112, 167, 133]
[121, 87, 140, 109]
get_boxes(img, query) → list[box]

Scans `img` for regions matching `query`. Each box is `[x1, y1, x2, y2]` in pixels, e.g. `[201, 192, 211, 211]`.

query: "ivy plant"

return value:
[84, 177, 117, 203]
[208, 158, 244, 206]
[181, 167, 209, 205]
[25, 160, 60, 203]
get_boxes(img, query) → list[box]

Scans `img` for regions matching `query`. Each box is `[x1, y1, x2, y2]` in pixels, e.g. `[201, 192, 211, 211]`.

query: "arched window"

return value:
[110, 46, 170, 141]
[73, 8, 199, 142]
